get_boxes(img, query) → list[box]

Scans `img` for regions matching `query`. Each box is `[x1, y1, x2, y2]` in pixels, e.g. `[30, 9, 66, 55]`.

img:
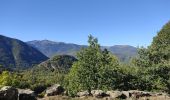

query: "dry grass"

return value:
[38, 95, 170, 100]
[138, 95, 170, 100]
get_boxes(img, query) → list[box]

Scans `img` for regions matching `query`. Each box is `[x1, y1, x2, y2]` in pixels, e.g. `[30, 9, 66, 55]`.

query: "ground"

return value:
[38, 95, 170, 100]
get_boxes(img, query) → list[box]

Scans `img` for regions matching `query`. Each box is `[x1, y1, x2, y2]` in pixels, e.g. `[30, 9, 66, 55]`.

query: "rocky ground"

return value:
[39, 96, 170, 100]
[39, 90, 170, 100]
[0, 84, 170, 100]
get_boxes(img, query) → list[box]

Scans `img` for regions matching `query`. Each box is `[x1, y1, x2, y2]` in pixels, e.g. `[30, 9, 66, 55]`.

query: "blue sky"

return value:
[0, 0, 170, 47]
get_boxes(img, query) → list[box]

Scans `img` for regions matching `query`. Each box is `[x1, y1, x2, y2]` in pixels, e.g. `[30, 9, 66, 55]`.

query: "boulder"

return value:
[45, 84, 64, 97]
[77, 91, 89, 97]
[106, 91, 129, 99]
[129, 90, 152, 98]
[18, 89, 36, 100]
[91, 90, 108, 98]
[0, 86, 18, 100]
[122, 91, 132, 98]
[155, 93, 168, 96]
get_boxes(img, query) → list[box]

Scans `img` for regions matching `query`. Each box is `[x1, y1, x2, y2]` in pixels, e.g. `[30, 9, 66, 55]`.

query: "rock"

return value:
[122, 91, 132, 98]
[106, 91, 129, 99]
[129, 90, 152, 98]
[0, 86, 18, 100]
[155, 93, 168, 96]
[45, 84, 64, 97]
[91, 90, 108, 98]
[18, 89, 36, 100]
[77, 91, 89, 97]
[106, 91, 120, 98]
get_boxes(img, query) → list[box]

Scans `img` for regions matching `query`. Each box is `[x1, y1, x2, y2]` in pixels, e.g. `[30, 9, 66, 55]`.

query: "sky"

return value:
[0, 0, 170, 47]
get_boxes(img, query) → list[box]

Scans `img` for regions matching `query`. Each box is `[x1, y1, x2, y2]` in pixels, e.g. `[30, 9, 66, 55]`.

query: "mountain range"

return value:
[0, 34, 137, 70]
[27, 40, 137, 62]
[27, 40, 85, 57]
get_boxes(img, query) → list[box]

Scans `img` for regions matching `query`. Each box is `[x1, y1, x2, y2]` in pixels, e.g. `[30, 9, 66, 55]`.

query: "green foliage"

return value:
[65, 35, 120, 96]
[149, 21, 170, 64]
[49, 55, 77, 71]
[0, 71, 12, 87]
[0, 55, 75, 94]
[19, 66, 65, 94]
[131, 47, 152, 67]
[0, 71, 20, 88]
[130, 21, 170, 92]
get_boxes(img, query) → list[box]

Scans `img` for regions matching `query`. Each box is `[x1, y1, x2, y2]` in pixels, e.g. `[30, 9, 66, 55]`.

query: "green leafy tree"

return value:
[65, 35, 119, 96]
[131, 47, 152, 68]
[149, 21, 170, 64]
[133, 21, 170, 66]
[0, 71, 21, 88]
[131, 21, 170, 92]
[0, 71, 12, 87]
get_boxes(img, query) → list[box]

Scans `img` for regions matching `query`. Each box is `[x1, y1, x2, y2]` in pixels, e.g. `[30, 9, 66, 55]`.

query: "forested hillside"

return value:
[0, 35, 48, 70]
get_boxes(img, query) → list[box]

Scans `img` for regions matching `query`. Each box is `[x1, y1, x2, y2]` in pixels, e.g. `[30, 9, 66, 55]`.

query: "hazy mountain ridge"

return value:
[108, 45, 137, 62]
[27, 40, 137, 62]
[27, 40, 87, 57]
[0, 35, 48, 69]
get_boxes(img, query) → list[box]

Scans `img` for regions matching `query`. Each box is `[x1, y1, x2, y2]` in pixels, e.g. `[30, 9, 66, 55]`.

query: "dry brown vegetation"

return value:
[38, 95, 170, 100]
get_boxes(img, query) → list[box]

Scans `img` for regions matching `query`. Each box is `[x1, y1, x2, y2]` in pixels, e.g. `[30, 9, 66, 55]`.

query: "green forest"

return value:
[0, 21, 170, 98]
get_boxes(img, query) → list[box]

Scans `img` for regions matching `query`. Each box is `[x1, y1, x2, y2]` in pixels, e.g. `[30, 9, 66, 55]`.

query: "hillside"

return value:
[37, 55, 77, 71]
[107, 45, 137, 62]
[0, 35, 48, 70]
[20, 55, 77, 93]
[27, 40, 137, 62]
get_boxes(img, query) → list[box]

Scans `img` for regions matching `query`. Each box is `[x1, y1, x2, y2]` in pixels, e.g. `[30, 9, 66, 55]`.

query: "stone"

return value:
[18, 89, 36, 100]
[77, 91, 89, 97]
[45, 84, 64, 97]
[129, 90, 152, 98]
[91, 90, 108, 98]
[0, 86, 18, 100]
[122, 91, 132, 98]
[106, 91, 128, 99]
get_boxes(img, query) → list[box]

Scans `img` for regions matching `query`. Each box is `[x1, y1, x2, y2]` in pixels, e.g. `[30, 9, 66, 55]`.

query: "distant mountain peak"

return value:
[27, 40, 137, 62]
[112, 45, 135, 47]
[28, 40, 63, 44]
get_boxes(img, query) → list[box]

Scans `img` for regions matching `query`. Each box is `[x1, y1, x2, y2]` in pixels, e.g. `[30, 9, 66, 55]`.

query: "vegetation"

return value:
[131, 21, 170, 92]
[64, 21, 170, 96]
[0, 55, 76, 94]
[0, 21, 170, 98]
[0, 71, 20, 88]
[65, 35, 120, 96]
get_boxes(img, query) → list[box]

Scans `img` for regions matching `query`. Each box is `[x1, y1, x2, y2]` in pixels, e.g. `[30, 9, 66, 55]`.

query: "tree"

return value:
[149, 21, 170, 64]
[133, 21, 170, 66]
[65, 35, 119, 96]
[0, 71, 12, 87]
[131, 47, 152, 68]
[131, 21, 170, 92]
[0, 71, 21, 88]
